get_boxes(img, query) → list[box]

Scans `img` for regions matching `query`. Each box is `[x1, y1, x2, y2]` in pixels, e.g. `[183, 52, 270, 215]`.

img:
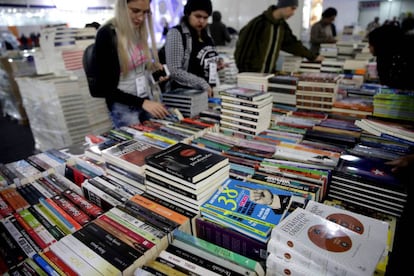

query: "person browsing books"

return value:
[164, 0, 223, 97]
[209, 11, 231, 46]
[94, 0, 169, 128]
[234, 0, 324, 74]
[367, 24, 414, 90]
[310, 7, 338, 55]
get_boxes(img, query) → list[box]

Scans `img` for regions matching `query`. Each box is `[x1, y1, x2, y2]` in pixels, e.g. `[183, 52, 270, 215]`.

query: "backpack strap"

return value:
[175, 25, 191, 71]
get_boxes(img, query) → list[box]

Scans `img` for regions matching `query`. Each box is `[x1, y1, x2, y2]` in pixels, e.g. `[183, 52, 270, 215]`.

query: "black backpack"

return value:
[83, 25, 116, 98]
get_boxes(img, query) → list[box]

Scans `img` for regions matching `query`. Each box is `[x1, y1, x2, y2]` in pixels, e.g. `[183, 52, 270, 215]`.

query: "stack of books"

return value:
[144, 142, 230, 214]
[319, 43, 338, 58]
[101, 139, 163, 192]
[299, 61, 321, 73]
[281, 55, 302, 73]
[328, 153, 408, 217]
[373, 91, 414, 122]
[321, 59, 344, 73]
[162, 88, 208, 118]
[295, 72, 340, 113]
[268, 206, 388, 276]
[267, 75, 298, 107]
[236, 72, 274, 91]
[218, 86, 273, 137]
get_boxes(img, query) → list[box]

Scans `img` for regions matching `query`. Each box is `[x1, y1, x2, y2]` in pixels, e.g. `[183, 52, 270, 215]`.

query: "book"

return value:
[270, 208, 386, 276]
[48, 241, 102, 275]
[305, 200, 389, 248]
[59, 234, 122, 275]
[195, 216, 268, 262]
[219, 86, 271, 102]
[18, 208, 57, 248]
[0, 219, 27, 268]
[129, 194, 191, 234]
[172, 229, 265, 276]
[145, 142, 229, 183]
[27, 205, 66, 241]
[101, 139, 163, 174]
[42, 247, 78, 276]
[201, 178, 306, 235]
[61, 188, 104, 218]
[32, 253, 61, 276]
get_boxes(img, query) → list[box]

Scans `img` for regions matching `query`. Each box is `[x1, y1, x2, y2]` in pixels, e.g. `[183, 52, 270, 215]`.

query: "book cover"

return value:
[305, 200, 389, 246]
[271, 208, 386, 276]
[145, 142, 229, 183]
[102, 139, 162, 174]
[219, 87, 270, 101]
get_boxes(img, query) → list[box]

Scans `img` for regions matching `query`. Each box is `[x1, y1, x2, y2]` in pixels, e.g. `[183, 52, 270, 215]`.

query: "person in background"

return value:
[94, 0, 169, 128]
[165, 0, 222, 97]
[209, 10, 231, 46]
[85, 21, 101, 30]
[234, 0, 323, 74]
[401, 12, 414, 34]
[366, 16, 380, 35]
[310, 7, 338, 55]
[367, 24, 414, 90]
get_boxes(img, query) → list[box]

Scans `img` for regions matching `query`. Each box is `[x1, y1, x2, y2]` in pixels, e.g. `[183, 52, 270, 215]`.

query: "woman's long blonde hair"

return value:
[110, 0, 159, 75]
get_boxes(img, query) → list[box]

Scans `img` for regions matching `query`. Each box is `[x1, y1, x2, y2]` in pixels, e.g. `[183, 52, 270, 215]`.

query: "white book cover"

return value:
[305, 200, 389, 245]
[271, 208, 386, 276]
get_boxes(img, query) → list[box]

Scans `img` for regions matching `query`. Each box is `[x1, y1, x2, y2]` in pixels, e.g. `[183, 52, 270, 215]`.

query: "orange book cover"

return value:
[129, 194, 190, 226]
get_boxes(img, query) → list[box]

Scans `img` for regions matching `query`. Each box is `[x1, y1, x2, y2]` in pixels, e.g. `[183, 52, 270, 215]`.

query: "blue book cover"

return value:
[201, 178, 307, 241]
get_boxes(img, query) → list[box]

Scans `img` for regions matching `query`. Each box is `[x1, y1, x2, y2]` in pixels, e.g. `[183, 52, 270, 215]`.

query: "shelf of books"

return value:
[0, 76, 411, 275]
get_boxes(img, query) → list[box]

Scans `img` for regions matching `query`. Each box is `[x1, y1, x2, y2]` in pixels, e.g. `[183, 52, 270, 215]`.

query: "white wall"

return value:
[323, 0, 359, 33]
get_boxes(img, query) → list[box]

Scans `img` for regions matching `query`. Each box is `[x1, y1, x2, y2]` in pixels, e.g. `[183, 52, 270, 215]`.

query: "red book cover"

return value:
[13, 212, 48, 249]
[51, 195, 91, 226]
[42, 248, 78, 276]
[45, 198, 82, 231]
[62, 189, 104, 218]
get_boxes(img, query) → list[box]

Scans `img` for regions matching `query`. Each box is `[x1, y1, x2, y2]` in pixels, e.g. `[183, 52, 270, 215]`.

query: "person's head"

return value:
[183, 0, 212, 33]
[368, 24, 403, 56]
[212, 11, 222, 23]
[275, 0, 299, 20]
[321, 7, 337, 24]
[374, 16, 379, 23]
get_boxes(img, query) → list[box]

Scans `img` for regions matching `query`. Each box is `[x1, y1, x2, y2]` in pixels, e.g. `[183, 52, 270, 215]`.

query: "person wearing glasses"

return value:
[164, 0, 222, 98]
[94, 0, 169, 128]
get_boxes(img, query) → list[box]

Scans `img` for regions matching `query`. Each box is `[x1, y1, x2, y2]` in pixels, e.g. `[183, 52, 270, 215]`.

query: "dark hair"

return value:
[368, 24, 403, 55]
[184, 0, 212, 16]
[212, 11, 221, 22]
[322, 7, 337, 18]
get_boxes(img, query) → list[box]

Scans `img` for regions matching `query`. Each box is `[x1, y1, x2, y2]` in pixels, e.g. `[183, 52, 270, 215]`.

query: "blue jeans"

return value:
[108, 102, 150, 128]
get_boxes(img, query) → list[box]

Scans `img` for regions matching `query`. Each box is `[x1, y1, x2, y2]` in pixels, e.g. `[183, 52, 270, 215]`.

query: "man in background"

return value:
[234, 0, 323, 73]
[310, 7, 337, 55]
[209, 10, 231, 46]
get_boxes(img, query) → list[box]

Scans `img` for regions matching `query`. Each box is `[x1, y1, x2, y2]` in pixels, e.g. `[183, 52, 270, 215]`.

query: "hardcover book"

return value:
[145, 142, 229, 183]
[270, 208, 386, 276]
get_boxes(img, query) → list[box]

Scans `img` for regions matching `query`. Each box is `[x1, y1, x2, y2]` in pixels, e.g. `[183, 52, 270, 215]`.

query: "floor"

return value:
[0, 109, 36, 164]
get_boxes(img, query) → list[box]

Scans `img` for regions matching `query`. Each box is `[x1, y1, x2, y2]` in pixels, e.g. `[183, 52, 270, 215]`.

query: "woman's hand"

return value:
[142, 99, 169, 119]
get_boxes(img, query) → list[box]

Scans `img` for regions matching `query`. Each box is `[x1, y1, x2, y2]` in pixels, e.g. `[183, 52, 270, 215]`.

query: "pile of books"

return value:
[236, 72, 274, 91]
[162, 88, 208, 118]
[144, 142, 230, 214]
[218, 86, 273, 137]
[268, 202, 388, 276]
[267, 75, 298, 107]
[295, 72, 340, 113]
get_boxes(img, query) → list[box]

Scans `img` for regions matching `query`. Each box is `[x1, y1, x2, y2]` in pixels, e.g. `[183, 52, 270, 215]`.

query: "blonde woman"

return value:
[95, 0, 169, 128]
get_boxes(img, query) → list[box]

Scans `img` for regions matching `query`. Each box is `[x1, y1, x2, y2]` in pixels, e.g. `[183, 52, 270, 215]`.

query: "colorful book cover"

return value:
[201, 178, 307, 238]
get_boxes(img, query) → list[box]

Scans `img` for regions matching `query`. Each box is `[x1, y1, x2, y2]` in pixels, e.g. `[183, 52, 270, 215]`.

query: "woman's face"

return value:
[188, 10, 209, 33]
[127, 0, 150, 29]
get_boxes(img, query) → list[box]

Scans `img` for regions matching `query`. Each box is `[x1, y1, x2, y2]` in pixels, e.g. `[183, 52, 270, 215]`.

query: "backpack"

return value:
[158, 25, 186, 65]
[83, 25, 116, 98]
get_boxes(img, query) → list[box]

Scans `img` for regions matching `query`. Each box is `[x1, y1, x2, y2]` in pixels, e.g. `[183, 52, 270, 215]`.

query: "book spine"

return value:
[38, 251, 67, 276]
[81, 180, 122, 211]
[48, 241, 102, 275]
[38, 197, 76, 233]
[16, 185, 39, 206]
[23, 257, 48, 276]
[43, 197, 82, 231]
[98, 214, 156, 250]
[18, 208, 57, 247]
[164, 244, 241, 276]
[59, 234, 122, 275]
[8, 215, 42, 253]
[72, 224, 138, 271]
[88, 178, 129, 203]
[159, 248, 222, 276]
[42, 247, 78, 276]
[61, 188, 104, 218]
[13, 212, 48, 250]
[0, 218, 29, 264]
[106, 206, 166, 242]
[50, 194, 91, 226]
[33, 202, 73, 236]
[27, 205, 66, 241]
[173, 229, 262, 273]
[31, 179, 56, 198]
[32, 253, 60, 276]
